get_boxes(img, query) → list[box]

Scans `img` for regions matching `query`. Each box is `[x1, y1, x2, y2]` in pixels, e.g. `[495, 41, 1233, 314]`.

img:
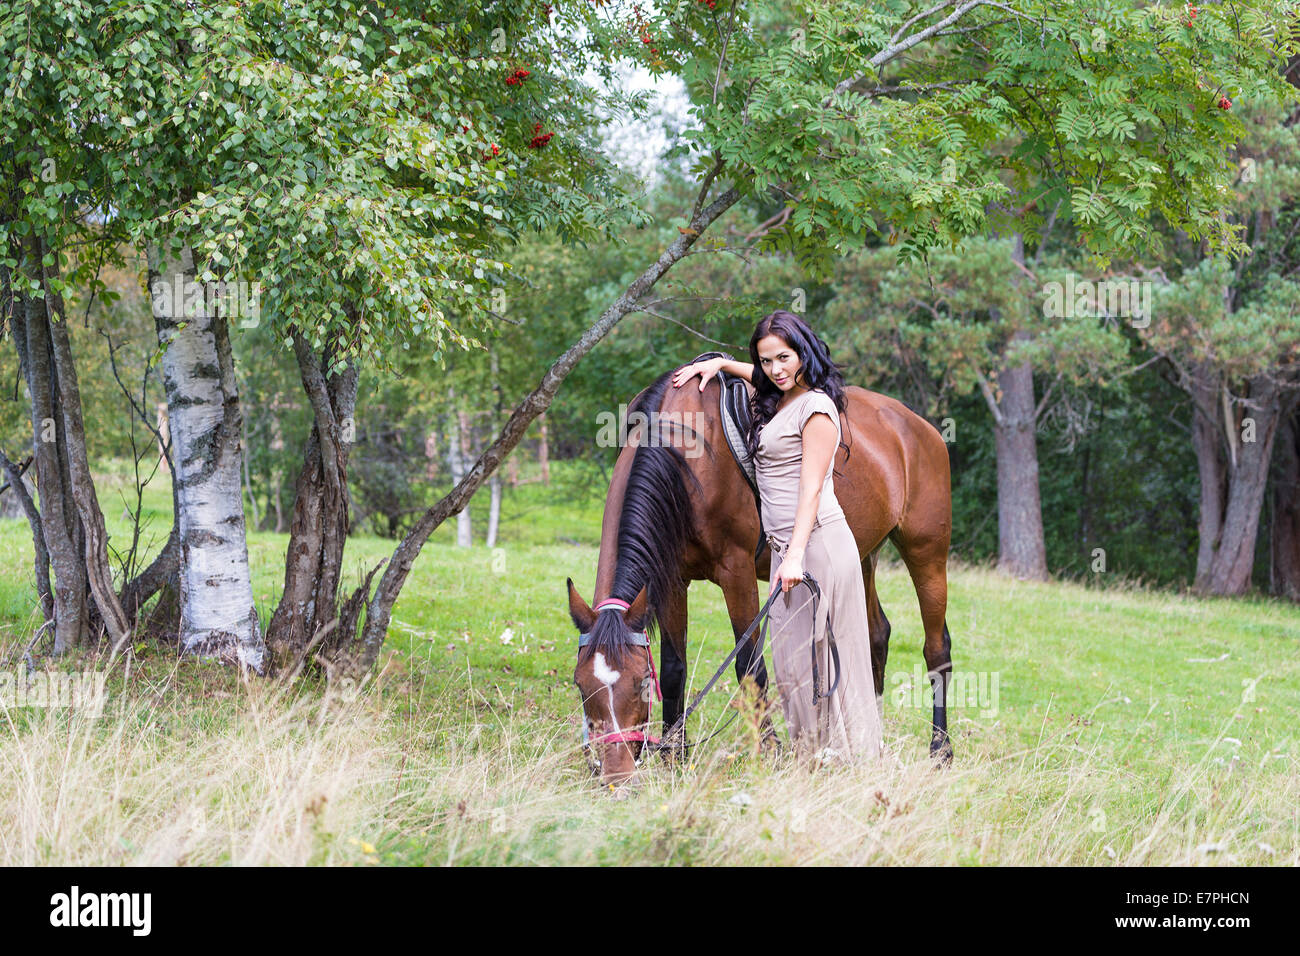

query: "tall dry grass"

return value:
[1, 642, 1293, 866]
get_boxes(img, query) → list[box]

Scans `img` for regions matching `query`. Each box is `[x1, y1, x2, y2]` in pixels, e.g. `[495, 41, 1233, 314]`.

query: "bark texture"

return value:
[992, 335, 1050, 581]
[265, 336, 358, 673]
[148, 243, 265, 672]
[1186, 360, 1290, 596]
[18, 270, 90, 652]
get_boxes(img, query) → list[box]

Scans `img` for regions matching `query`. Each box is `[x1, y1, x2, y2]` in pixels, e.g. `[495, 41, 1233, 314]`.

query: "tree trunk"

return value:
[1271, 406, 1300, 600]
[486, 473, 501, 548]
[1187, 359, 1291, 596]
[988, 237, 1049, 581]
[337, 183, 743, 677]
[992, 353, 1049, 581]
[148, 243, 265, 672]
[1190, 370, 1227, 589]
[538, 412, 550, 485]
[18, 284, 89, 652]
[265, 337, 358, 671]
[118, 527, 180, 627]
[1195, 377, 1287, 595]
[40, 243, 130, 645]
[447, 408, 472, 547]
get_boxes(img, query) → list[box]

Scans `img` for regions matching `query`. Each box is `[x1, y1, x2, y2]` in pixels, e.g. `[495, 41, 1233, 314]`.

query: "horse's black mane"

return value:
[578, 369, 703, 668]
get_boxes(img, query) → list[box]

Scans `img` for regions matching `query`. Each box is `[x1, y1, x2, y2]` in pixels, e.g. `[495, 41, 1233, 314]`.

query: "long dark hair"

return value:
[744, 310, 851, 473]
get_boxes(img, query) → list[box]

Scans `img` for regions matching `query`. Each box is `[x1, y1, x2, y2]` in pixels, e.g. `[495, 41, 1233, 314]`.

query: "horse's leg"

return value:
[863, 548, 892, 723]
[658, 580, 689, 760]
[718, 555, 778, 749]
[891, 530, 954, 766]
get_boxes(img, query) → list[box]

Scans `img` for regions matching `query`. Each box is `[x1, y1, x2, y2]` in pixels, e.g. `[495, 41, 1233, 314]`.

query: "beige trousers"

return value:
[766, 517, 883, 764]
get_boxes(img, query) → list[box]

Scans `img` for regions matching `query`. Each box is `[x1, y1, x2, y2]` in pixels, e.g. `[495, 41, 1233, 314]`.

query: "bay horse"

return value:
[567, 362, 954, 785]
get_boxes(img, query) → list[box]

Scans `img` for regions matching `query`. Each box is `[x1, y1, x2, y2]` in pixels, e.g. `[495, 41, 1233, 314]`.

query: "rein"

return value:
[578, 574, 840, 769]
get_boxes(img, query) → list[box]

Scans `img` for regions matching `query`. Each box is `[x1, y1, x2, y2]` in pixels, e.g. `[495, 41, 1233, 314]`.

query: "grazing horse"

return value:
[567, 363, 954, 785]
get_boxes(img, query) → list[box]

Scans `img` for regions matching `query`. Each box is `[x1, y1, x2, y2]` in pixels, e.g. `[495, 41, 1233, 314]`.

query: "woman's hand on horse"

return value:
[673, 357, 723, 391]
[771, 554, 804, 595]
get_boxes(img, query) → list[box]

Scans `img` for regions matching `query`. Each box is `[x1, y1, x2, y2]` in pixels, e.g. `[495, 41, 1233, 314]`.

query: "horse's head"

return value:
[567, 578, 661, 789]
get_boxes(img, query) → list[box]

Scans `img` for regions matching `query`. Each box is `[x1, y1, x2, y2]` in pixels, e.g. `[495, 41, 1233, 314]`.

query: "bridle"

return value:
[576, 576, 840, 774]
[577, 598, 663, 772]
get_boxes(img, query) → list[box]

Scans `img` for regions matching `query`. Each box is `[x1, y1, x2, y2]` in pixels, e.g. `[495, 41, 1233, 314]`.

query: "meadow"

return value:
[0, 461, 1296, 865]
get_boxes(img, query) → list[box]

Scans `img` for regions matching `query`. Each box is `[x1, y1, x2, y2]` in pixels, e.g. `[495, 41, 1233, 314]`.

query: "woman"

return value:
[672, 310, 883, 765]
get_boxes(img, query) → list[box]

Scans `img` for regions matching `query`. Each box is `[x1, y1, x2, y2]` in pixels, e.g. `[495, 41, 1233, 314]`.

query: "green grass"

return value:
[0, 459, 1297, 865]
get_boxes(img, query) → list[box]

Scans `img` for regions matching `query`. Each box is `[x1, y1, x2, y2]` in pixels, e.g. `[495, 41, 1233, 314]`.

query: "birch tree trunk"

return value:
[447, 407, 472, 547]
[538, 412, 550, 485]
[486, 473, 501, 548]
[148, 243, 265, 672]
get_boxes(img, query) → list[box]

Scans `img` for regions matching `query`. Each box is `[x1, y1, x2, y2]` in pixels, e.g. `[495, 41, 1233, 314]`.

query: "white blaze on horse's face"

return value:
[592, 651, 620, 686]
[592, 652, 623, 734]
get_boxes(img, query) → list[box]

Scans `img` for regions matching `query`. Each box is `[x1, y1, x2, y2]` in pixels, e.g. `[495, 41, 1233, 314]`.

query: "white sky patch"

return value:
[575, 7, 694, 189]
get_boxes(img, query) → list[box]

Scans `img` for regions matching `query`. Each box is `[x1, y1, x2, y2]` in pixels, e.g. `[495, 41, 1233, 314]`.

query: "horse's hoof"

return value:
[929, 736, 954, 768]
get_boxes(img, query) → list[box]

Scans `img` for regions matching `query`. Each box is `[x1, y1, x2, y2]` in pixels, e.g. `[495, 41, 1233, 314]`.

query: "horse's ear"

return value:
[567, 578, 596, 633]
[625, 585, 650, 632]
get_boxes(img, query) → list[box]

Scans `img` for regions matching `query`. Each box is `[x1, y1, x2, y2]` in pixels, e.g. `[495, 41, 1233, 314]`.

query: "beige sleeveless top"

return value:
[754, 388, 845, 537]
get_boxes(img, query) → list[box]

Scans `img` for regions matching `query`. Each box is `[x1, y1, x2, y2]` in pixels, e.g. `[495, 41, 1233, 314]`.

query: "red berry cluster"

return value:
[528, 121, 554, 149]
[542, 3, 552, 18]
[1183, 4, 1197, 26]
[1218, 95, 1231, 110]
[696, 0, 717, 9]
[505, 68, 531, 86]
